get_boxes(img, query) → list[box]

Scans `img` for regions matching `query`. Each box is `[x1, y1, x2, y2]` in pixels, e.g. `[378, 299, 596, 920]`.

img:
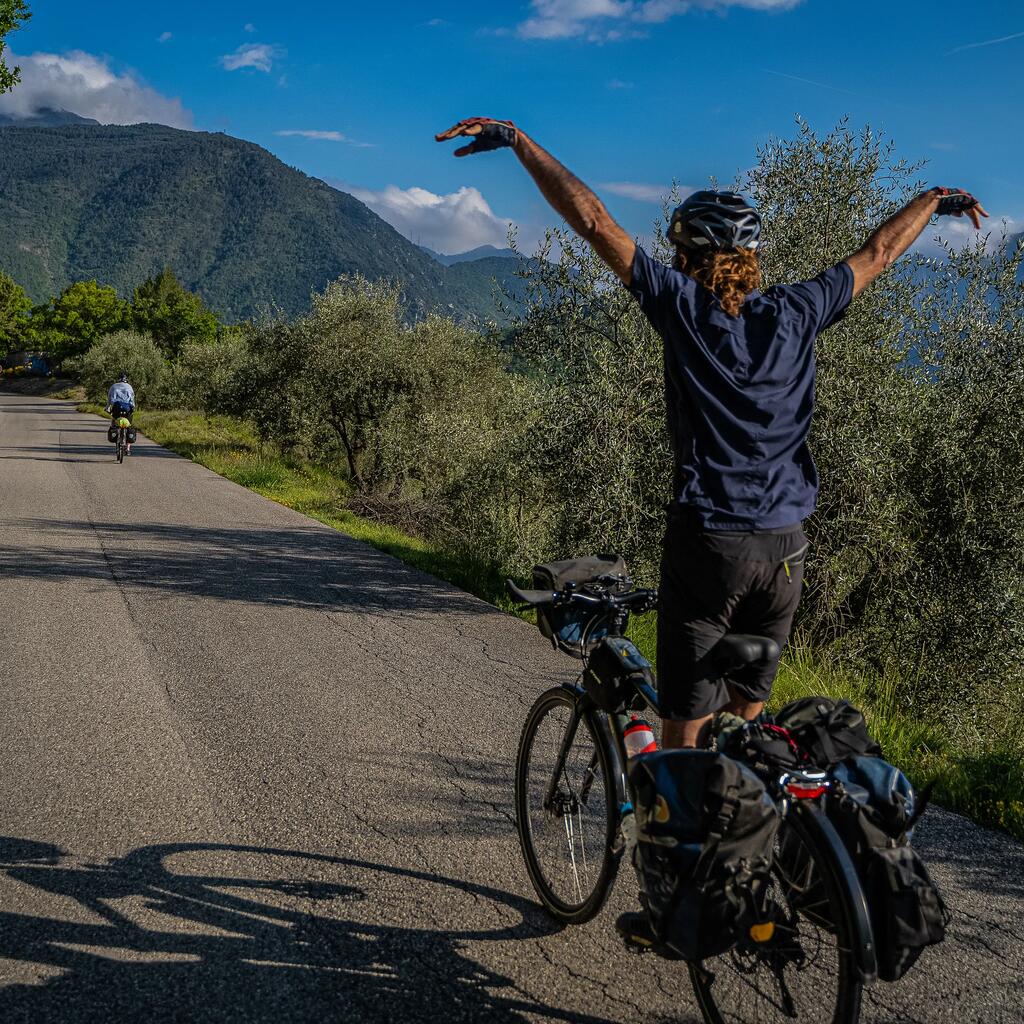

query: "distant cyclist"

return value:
[106, 372, 136, 454]
[437, 117, 987, 751]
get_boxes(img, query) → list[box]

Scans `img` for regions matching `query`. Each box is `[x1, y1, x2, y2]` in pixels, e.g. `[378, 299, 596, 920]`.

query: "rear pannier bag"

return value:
[583, 636, 653, 714]
[830, 756, 949, 981]
[629, 750, 780, 962]
[107, 425, 118, 443]
[127, 427, 138, 444]
[532, 554, 627, 657]
[773, 697, 881, 769]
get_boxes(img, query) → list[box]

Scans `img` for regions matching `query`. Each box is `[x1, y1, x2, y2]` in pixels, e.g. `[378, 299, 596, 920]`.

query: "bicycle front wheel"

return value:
[690, 801, 865, 1024]
[515, 686, 620, 924]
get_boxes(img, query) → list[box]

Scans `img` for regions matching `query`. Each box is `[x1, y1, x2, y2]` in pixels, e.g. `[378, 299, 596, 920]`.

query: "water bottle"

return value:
[623, 716, 657, 758]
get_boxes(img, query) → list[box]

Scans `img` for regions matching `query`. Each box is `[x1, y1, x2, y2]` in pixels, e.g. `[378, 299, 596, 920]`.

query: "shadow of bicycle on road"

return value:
[0, 837, 629, 1024]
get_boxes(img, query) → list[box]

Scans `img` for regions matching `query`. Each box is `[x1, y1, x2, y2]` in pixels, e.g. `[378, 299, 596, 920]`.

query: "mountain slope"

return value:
[0, 123, 525, 323]
[420, 244, 517, 266]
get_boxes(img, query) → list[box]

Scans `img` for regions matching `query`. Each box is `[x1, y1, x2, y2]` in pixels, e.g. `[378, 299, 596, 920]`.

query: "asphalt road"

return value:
[0, 391, 1021, 1024]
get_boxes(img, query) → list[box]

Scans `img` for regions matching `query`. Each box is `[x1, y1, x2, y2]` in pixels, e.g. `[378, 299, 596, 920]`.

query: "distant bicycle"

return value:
[113, 415, 132, 463]
[508, 566, 876, 1024]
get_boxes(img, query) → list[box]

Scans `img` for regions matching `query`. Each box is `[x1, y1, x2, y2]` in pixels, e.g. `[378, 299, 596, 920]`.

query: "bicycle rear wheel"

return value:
[116, 433, 125, 463]
[690, 802, 865, 1024]
[515, 686, 620, 924]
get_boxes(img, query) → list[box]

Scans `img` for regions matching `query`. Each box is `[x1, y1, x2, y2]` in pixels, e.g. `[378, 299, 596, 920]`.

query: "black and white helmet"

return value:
[667, 190, 762, 252]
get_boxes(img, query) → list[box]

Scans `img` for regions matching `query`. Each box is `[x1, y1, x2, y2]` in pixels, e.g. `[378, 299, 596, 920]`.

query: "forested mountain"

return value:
[0, 123, 527, 322]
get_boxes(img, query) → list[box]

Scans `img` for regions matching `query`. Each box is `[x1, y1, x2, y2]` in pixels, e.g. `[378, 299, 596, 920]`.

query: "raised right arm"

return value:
[436, 117, 636, 285]
[845, 188, 988, 297]
[512, 132, 636, 285]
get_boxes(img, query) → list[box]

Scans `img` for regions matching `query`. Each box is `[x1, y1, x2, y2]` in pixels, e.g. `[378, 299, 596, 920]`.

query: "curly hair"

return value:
[677, 247, 762, 317]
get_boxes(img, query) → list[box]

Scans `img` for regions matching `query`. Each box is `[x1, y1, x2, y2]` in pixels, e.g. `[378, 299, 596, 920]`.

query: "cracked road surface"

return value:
[0, 392, 1021, 1023]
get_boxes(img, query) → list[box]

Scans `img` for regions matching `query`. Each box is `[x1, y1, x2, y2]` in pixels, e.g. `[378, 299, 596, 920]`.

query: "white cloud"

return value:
[607, 77, 634, 88]
[244, 23, 257, 33]
[915, 216, 1021, 258]
[220, 43, 284, 73]
[330, 181, 514, 255]
[157, 31, 172, 43]
[518, 0, 801, 39]
[0, 50, 192, 127]
[275, 129, 372, 146]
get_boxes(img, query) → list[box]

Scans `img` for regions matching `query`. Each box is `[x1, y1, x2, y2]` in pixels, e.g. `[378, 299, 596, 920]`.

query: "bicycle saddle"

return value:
[712, 634, 780, 673]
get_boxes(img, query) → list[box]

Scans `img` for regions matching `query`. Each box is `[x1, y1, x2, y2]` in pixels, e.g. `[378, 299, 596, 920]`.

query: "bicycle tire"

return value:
[689, 800, 865, 1024]
[514, 685, 620, 924]
[116, 435, 124, 463]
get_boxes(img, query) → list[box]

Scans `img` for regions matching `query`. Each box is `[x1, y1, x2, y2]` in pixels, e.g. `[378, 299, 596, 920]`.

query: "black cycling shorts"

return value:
[656, 507, 807, 720]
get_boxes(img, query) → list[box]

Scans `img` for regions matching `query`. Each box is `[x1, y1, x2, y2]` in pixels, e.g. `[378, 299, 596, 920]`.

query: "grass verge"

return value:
[79, 402, 1024, 840]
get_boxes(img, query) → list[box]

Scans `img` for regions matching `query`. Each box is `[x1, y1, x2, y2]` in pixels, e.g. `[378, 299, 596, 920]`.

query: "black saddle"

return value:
[711, 634, 780, 674]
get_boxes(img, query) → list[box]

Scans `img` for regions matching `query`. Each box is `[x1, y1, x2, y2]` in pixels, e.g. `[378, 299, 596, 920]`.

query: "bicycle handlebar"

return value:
[505, 579, 657, 615]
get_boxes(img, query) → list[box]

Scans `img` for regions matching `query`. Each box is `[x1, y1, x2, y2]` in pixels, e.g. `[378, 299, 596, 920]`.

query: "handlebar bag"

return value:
[629, 750, 779, 962]
[829, 756, 949, 980]
[532, 554, 627, 657]
[773, 697, 881, 768]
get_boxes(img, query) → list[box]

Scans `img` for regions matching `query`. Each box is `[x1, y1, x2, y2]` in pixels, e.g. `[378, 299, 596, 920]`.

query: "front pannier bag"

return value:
[629, 750, 779, 962]
[532, 554, 627, 657]
[582, 637, 653, 714]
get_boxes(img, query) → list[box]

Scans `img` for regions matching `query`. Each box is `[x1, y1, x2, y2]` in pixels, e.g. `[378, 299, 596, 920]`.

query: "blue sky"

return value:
[2, 0, 1020, 253]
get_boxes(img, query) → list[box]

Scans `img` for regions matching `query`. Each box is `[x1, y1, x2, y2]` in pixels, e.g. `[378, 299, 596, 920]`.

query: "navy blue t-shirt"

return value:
[627, 247, 854, 530]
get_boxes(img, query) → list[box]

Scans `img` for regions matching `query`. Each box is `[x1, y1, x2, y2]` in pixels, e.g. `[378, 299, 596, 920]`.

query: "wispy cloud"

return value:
[220, 43, 284, 73]
[244, 23, 257, 33]
[607, 77, 634, 88]
[946, 30, 1024, 55]
[517, 0, 801, 41]
[157, 31, 172, 44]
[275, 129, 372, 146]
[763, 69, 857, 96]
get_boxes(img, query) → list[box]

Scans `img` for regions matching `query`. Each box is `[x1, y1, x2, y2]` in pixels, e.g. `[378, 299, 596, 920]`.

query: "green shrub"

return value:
[163, 331, 248, 411]
[227, 276, 511, 506]
[81, 329, 164, 405]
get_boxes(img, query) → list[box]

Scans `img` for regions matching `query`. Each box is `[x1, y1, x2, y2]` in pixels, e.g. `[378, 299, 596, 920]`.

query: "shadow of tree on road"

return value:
[0, 838, 632, 1024]
[0, 518, 493, 617]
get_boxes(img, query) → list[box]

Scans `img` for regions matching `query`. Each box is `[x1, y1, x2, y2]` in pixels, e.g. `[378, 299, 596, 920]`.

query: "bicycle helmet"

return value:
[118, 372, 129, 383]
[667, 190, 762, 252]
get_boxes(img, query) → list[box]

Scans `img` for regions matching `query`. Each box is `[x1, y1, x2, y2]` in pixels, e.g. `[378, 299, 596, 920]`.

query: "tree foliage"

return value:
[132, 266, 220, 357]
[0, 268, 30, 355]
[227, 276, 511, 511]
[27, 280, 127, 363]
[80, 329, 164, 405]
[162, 330, 247, 411]
[0, 0, 30, 94]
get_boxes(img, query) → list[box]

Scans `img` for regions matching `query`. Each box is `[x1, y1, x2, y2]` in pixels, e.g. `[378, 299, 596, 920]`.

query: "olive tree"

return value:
[81, 329, 164, 405]
[231, 276, 511, 507]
